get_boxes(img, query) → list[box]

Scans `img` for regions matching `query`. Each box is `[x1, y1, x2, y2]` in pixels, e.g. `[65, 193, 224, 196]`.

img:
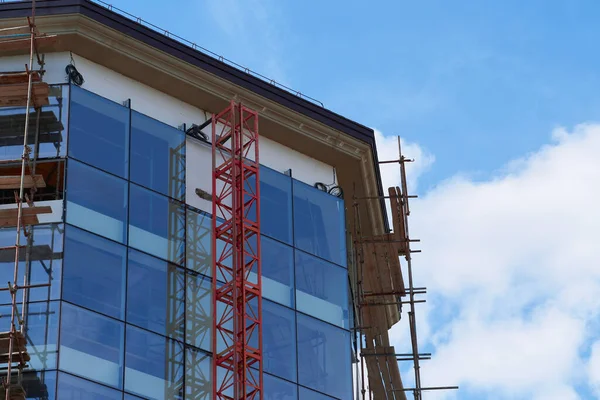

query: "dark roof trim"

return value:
[0, 0, 389, 229]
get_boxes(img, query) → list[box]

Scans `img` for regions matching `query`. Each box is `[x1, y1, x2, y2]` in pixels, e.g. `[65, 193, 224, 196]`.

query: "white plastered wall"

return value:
[1, 52, 336, 212]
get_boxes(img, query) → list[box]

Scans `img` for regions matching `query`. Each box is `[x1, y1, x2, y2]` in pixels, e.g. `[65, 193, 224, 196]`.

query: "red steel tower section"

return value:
[212, 101, 263, 399]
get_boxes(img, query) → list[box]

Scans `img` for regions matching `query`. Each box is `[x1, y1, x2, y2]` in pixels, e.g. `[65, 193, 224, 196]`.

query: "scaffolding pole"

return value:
[353, 136, 458, 399]
[0, 1, 53, 398]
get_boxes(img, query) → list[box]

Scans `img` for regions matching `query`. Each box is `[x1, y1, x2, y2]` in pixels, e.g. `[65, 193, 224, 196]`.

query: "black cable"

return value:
[65, 64, 84, 86]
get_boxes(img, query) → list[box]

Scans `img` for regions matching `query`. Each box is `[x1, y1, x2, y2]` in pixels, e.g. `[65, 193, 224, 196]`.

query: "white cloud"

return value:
[589, 340, 600, 396]
[378, 123, 600, 398]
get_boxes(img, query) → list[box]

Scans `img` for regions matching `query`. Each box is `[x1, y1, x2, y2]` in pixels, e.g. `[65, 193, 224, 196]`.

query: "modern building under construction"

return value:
[0, 1, 452, 399]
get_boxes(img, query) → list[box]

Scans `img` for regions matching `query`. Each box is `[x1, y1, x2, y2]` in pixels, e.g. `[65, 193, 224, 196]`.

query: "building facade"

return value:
[0, 1, 402, 399]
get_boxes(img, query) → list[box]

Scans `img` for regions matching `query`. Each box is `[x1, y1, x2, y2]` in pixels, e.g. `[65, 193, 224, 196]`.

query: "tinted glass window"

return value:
[186, 271, 211, 351]
[185, 347, 211, 400]
[0, 224, 62, 305]
[130, 111, 185, 200]
[66, 160, 128, 243]
[21, 370, 57, 400]
[57, 372, 122, 400]
[185, 208, 211, 276]
[127, 249, 184, 340]
[69, 86, 129, 178]
[0, 85, 68, 161]
[261, 237, 294, 307]
[263, 300, 296, 383]
[264, 373, 297, 400]
[125, 325, 184, 400]
[60, 303, 124, 388]
[260, 167, 292, 244]
[129, 184, 185, 265]
[63, 225, 126, 319]
[298, 387, 336, 400]
[293, 180, 346, 267]
[295, 250, 349, 329]
[0, 301, 59, 371]
[297, 314, 352, 399]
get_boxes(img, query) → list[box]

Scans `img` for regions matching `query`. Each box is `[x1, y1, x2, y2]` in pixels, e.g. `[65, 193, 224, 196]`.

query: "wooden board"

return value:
[0, 206, 52, 228]
[363, 347, 387, 400]
[0, 82, 49, 108]
[0, 174, 46, 190]
[386, 346, 407, 400]
[0, 71, 41, 85]
[0, 244, 61, 263]
[388, 186, 409, 255]
[0, 35, 56, 52]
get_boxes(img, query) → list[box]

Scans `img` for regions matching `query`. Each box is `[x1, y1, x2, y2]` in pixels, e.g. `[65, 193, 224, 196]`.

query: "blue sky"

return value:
[112, 0, 600, 189]
[100, 1, 600, 398]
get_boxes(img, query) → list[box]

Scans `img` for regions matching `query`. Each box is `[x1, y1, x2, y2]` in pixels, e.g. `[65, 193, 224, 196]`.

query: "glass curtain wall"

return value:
[52, 85, 351, 399]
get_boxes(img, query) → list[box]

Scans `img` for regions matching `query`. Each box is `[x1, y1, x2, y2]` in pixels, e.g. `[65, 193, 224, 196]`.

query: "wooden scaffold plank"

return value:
[0, 206, 52, 228]
[0, 175, 46, 190]
[0, 82, 49, 108]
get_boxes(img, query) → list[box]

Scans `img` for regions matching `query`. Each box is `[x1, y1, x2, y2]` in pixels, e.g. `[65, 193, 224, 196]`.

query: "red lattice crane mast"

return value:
[211, 101, 263, 399]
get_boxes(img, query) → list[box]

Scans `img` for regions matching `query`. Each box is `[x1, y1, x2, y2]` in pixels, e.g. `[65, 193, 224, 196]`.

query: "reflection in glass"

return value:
[295, 250, 349, 329]
[297, 314, 352, 399]
[130, 111, 185, 200]
[125, 325, 184, 400]
[21, 370, 57, 400]
[260, 166, 292, 244]
[69, 85, 129, 178]
[185, 208, 211, 276]
[63, 225, 126, 319]
[298, 386, 336, 400]
[264, 373, 297, 400]
[57, 372, 122, 399]
[263, 300, 296, 383]
[127, 249, 184, 340]
[293, 180, 347, 267]
[261, 237, 294, 307]
[0, 224, 63, 305]
[0, 301, 59, 371]
[129, 184, 185, 265]
[186, 271, 211, 351]
[185, 347, 211, 399]
[66, 160, 128, 243]
[60, 303, 124, 388]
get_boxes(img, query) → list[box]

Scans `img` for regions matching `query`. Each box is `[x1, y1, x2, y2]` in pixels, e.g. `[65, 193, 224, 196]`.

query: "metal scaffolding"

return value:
[353, 136, 458, 399]
[211, 101, 263, 399]
[0, 1, 57, 398]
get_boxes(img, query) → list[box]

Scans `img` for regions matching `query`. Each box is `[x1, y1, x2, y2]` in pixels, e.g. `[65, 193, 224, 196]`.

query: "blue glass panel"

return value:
[66, 160, 128, 243]
[60, 303, 124, 388]
[124, 394, 145, 400]
[264, 373, 297, 400]
[69, 85, 129, 178]
[57, 372, 122, 399]
[130, 111, 185, 200]
[260, 167, 292, 244]
[0, 301, 59, 370]
[185, 347, 211, 399]
[297, 314, 352, 399]
[295, 251, 349, 329]
[125, 325, 184, 400]
[293, 180, 346, 266]
[185, 271, 211, 351]
[298, 387, 336, 400]
[63, 225, 126, 319]
[263, 300, 297, 383]
[0, 224, 62, 305]
[127, 249, 184, 340]
[261, 237, 294, 307]
[185, 208, 211, 276]
[129, 184, 185, 265]
[21, 370, 57, 400]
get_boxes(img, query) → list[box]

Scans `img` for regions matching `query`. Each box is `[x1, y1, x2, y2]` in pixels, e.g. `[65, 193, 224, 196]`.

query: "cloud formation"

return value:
[379, 123, 600, 399]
